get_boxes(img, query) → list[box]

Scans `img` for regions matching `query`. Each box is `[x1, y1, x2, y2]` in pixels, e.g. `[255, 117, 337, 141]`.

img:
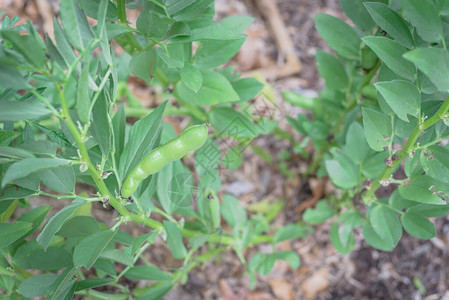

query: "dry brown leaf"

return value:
[299, 268, 330, 300]
[268, 278, 295, 300]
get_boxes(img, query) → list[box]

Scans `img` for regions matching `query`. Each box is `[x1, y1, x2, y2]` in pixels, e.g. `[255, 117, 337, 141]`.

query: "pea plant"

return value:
[0, 0, 300, 299]
[285, 0, 449, 253]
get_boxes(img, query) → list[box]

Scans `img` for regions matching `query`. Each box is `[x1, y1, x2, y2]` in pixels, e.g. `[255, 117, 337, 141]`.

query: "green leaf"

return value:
[18, 274, 59, 298]
[209, 107, 259, 138]
[314, 13, 361, 60]
[402, 0, 443, 43]
[0, 101, 51, 122]
[374, 80, 420, 122]
[118, 101, 166, 179]
[124, 265, 172, 281]
[15, 206, 51, 241]
[274, 224, 307, 243]
[325, 153, 359, 189]
[0, 221, 33, 248]
[404, 48, 449, 92]
[163, 221, 187, 259]
[339, 0, 376, 31]
[175, 70, 239, 105]
[60, 0, 94, 50]
[100, 249, 133, 266]
[221, 194, 247, 228]
[57, 215, 99, 238]
[136, 283, 173, 300]
[76, 56, 92, 124]
[179, 63, 203, 92]
[137, 2, 173, 40]
[40, 167, 76, 194]
[0, 145, 34, 159]
[30, 247, 72, 270]
[1, 30, 45, 68]
[362, 222, 394, 251]
[157, 44, 185, 68]
[169, 20, 243, 42]
[249, 251, 300, 275]
[439, 0, 449, 15]
[0, 66, 30, 89]
[194, 38, 245, 69]
[165, 0, 196, 15]
[80, 0, 117, 22]
[364, 2, 414, 48]
[91, 92, 111, 156]
[0, 130, 19, 146]
[37, 199, 85, 250]
[156, 161, 195, 215]
[407, 203, 449, 217]
[53, 18, 77, 68]
[362, 36, 416, 81]
[303, 200, 334, 224]
[73, 229, 116, 269]
[343, 122, 370, 164]
[220, 14, 254, 32]
[231, 78, 264, 102]
[401, 212, 435, 239]
[131, 232, 157, 255]
[330, 222, 354, 254]
[362, 107, 392, 151]
[421, 145, 449, 182]
[112, 105, 126, 165]
[370, 205, 402, 246]
[2, 158, 72, 187]
[129, 49, 157, 83]
[316, 51, 349, 90]
[399, 175, 449, 205]
[76, 278, 115, 291]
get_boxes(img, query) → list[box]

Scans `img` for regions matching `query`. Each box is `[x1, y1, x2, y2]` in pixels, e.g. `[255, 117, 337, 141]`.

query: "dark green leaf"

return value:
[316, 51, 348, 90]
[37, 198, 85, 250]
[370, 205, 402, 246]
[362, 36, 416, 81]
[314, 13, 361, 60]
[374, 80, 420, 122]
[362, 107, 392, 151]
[0, 101, 51, 122]
[0, 221, 33, 248]
[364, 2, 414, 48]
[73, 229, 116, 269]
[2, 158, 72, 187]
[404, 48, 449, 92]
[163, 221, 187, 259]
[402, 0, 443, 43]
[18, 274, 59, 298]
[124, 265, 171, 281]
[401, 212, 435, 239]
[118, 101, 166, 179]
[176, 70, 239, 105]
[303, 200, 334, 224]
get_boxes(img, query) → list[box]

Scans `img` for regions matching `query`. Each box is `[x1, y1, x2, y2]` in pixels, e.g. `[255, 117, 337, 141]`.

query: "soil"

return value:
[2, 0, 449, 299]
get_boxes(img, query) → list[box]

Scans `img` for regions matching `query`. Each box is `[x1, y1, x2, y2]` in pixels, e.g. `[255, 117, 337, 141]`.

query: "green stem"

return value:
[419, 134, 449, 149]
[360, 60, 381, 88]
[364, 96, 449, 202]
[116, 0, 127, 25]
[29, 89, 61, 117]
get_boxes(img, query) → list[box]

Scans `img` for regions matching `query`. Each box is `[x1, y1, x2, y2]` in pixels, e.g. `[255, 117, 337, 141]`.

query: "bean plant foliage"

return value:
[284, 0, 449, 254]
[0, 0, 296, 299]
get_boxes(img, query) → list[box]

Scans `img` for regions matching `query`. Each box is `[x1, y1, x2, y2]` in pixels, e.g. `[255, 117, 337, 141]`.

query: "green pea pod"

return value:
[120, 124, 208, 198]
[205, 188, 221, 229]
[361, 46, 378, 70]
[282, 91, 316, 110]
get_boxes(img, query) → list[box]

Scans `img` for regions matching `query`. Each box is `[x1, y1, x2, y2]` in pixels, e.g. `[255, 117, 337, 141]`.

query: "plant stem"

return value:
[364, 96, 449, 202]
